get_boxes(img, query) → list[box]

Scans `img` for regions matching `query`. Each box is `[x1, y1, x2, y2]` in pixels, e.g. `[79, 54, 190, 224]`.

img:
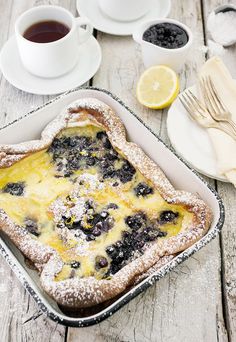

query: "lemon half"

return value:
[136, 65, 180, 109]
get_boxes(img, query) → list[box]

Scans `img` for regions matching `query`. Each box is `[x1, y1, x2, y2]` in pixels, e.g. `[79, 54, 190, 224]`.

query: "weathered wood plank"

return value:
[0, 1, 79, 341]
[68, 1, 227, 341]
[202, 1, 236, 341]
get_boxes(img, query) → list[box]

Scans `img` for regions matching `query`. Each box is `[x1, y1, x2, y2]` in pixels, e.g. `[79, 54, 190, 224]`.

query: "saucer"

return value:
[76, 0, 171, 36]
[167, 85, 228, 182]
[0, 32, 102, 95]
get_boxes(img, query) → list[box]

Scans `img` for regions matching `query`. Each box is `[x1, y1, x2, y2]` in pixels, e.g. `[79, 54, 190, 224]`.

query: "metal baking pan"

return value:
[0, 87, 225, 327]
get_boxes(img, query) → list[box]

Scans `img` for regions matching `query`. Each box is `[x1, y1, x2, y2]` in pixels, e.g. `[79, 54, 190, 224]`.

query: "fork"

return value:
[179, 90, 236, 141]
[200, 76, 236, 134]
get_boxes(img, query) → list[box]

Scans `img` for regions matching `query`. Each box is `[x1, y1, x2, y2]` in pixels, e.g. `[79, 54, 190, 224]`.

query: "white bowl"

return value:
[133, 18, 193, 72]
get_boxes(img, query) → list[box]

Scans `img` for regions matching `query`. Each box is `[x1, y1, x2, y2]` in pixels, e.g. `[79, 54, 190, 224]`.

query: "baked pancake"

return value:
[0, 98, 212, 308]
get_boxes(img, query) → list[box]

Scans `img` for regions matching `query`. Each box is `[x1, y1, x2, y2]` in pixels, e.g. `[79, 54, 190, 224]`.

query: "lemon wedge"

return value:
[136, 65, 180, 109]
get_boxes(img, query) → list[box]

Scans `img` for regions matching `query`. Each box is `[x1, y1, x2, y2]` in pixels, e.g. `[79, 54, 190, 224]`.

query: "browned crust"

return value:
[0, 98, 212, 308]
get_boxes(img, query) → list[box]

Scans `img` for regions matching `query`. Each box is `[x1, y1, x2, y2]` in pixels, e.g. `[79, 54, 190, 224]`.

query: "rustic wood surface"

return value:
[0, 0, 235, 341]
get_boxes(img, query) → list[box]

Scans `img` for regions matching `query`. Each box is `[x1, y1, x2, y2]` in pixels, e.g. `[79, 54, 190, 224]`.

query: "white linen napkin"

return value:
[199, 56, 236, 186]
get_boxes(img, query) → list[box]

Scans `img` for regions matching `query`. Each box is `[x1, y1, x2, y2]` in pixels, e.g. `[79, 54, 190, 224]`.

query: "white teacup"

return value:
[133, 19, 193, 72]
[15, 5, 93, 78]
[98, 0, 152, 22]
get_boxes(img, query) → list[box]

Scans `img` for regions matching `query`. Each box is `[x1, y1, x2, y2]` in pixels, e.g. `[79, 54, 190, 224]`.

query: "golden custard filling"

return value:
[0, 125, 193, 281]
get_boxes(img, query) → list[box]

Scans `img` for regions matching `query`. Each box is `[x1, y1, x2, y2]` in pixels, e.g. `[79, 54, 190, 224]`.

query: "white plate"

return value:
[0, 32, 102, 95]
[167, 85, 228, 182]
[76, 0, 171, 36]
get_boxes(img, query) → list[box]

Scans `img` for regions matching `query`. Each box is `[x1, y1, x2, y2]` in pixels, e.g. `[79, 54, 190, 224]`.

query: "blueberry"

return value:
[143, 227, 166, 241]
[103, 167, 116, 180]
[100, 158, 112, 170]
[134, 182, 153, 197]
[57, 223, 64, 229]
[51, 138, 62, 150]
[100, 211, 108, 218]
[94, 221, 103, 230]
[122, 160, 135, 172]
[103, 138, 112, 149]
[85, 200, 94, 210]
[24, 218, 40, 236]
[106, 245, 117, 257]
[118, 170, 133, 183]
[93, 226, 102, 236]
[86, 235, 96, 241]
[68, 137, 78, 147]
[77, 136, 92, 150]
[3, 182, 25, 196]
[103, 217, 114, 231]
[96, 256, 108, 269]
[125, 212, 146, 230]
[136, 239, 145, 249]
[71, 221, 83, 230]
[117, 160, 136, 183]
[92, 214, 102, 225]
[109, 263, 120, 275]
[105, 150, 118, 161]
[159, 210, 179, 224]
[68, 159, 80, 170]
[107, 203, 119, 210]
[64, 171, 72, 177]
[71, 261, 80, 269]
[86, 157, 96, 166]
[96, 131, 107, 140]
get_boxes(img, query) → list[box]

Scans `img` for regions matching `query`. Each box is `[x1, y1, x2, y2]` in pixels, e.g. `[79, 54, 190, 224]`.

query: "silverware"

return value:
[200, 76, 236, 134]
[179, 90, 236, 141]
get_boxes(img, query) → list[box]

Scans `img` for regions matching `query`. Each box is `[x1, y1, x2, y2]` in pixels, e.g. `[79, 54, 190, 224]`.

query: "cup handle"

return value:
[133, 30, 142, 45]
[75, 17, 93, 44]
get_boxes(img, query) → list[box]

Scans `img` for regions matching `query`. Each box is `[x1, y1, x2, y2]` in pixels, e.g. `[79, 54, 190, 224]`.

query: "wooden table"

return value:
[0, 1, 235, 341]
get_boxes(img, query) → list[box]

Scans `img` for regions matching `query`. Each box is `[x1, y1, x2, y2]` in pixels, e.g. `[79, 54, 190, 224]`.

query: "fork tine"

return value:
[179, 94, 192, 113]
[184, 90, 207, 118]
[179, 95, 198, 121]
[208, 76, 236, 132]
[206, 76, 225, 113]
[200, 77, 218, 115]
[179, 92, 206, 122]
[183, 92, 202, 117]
[188, 90, 207, 112]
[208, 76, 228, 113]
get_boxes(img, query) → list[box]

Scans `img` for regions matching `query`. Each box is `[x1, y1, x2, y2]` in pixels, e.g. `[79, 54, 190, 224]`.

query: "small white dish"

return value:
[167, 85, 228, 182]
[0, 31, 102, 95]
[133, 18, 193, 72]
[76, 0, 171, 36]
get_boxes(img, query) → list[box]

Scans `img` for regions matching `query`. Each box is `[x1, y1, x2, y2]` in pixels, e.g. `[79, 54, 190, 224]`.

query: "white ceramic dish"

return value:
[0, 88, 224, 327]
[167, 85, 228, 182]
[76, 0, 171, 36]
[0, 32, 101, 95]
[133, 18, 193, 72]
